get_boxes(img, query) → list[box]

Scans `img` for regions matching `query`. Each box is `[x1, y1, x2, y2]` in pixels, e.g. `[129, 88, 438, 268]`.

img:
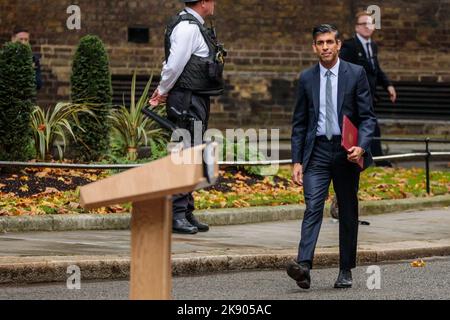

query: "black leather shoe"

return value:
[286, 261, 311, 289]
[173, 219, 198, 234]
[334, 269, 352, 288]
[186, 214, 209, 232]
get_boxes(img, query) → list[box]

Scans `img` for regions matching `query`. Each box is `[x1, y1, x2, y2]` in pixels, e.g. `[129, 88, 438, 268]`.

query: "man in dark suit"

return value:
[340, 11, 396, 166]
[287, 24, 376, 289]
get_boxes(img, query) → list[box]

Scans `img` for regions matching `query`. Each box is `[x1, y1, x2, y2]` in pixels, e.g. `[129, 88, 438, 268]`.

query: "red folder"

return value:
[341, 115, 364, 169]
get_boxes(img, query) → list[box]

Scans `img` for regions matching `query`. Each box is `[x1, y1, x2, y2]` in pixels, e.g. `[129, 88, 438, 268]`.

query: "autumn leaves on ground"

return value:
[0, 165, 449, 216]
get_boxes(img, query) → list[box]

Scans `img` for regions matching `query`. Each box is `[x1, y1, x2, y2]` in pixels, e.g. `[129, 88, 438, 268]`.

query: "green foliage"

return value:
[30, 103, 97, 161]
[101, 137, 168, 176]
[221, 138, 278, 176]
[108, 71, 168, 161]
[148, 138, 168, 161]
[109, 129, 127, 159]
[104, 126, 168, 171]
[0, 42, 36, 161]
[70, 35, 112, 161]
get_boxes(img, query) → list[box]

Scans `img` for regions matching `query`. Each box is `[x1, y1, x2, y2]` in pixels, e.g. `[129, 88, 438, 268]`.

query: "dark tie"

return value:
[366, 42, 375, 69]
[325, 70, 334, 141]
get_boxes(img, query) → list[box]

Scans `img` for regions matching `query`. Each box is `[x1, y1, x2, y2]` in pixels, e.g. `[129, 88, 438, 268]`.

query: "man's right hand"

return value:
[387, 85, 397, 104]
[149, 88, 168, 107]
[292, 163, 303, 186]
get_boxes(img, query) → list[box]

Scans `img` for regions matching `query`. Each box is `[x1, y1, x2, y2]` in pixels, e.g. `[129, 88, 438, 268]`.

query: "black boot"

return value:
[186, 214, 209, 232]
[173, 219, 198, 234]
[334, 269, 352, 288]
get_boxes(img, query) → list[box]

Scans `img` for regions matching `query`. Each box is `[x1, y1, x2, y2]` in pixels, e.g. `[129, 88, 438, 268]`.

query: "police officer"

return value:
[150, 0, 225, 234]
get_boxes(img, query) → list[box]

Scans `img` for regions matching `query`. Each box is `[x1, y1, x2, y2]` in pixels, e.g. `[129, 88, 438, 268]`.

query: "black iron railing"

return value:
[1, 137, 449, 194]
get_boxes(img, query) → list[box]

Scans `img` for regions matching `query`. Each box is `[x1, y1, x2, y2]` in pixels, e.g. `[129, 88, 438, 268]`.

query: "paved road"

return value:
[1, 257, 449, 300]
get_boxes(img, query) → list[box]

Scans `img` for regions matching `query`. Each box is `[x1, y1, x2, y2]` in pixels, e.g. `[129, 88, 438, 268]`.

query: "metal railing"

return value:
[373, 137, 450, 194]
[1, 137, 449, 194]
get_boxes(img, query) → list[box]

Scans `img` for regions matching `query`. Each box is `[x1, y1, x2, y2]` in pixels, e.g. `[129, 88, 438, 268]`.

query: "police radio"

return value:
[209, 19, 227, 64]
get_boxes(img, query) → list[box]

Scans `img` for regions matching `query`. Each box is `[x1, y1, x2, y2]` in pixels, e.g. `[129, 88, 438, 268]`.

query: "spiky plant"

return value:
[109, 72, 167, 161]
[30, 103, 97, 161]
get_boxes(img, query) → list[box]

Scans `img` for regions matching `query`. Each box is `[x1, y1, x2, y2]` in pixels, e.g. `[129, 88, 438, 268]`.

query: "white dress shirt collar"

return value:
[319, 58, 341, 77]
[183, 7, 205, 25]
[356, 33, 371, 46]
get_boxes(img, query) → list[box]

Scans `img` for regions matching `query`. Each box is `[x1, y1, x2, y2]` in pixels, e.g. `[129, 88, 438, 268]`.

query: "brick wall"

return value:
[1, 0, 449, 136]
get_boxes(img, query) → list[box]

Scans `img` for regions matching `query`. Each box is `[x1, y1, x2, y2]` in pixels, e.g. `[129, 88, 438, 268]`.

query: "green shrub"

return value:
[70, 35, 112, 161]
[0, 42, 36, 161]
[222, 138, 278, 176]
[148, 138, 168, 161]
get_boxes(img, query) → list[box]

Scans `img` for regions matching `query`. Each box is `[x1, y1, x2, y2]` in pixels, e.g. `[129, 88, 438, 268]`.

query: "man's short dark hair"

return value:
[186, 0, 200, 7]
[312, 24, 340, 42]
[13, 26, 29, 36]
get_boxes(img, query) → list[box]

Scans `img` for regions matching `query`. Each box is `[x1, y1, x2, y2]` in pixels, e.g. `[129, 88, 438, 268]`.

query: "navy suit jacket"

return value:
[340, 36, 392, 102]
[291, 60, 377, 173]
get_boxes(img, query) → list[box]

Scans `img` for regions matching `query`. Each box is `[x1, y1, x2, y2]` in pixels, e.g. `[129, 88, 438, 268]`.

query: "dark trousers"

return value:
[167, 89, 210, 221]
[297, 136, 360, 270]
[371, 103, 391, 167]
[370, 121, 383, 157]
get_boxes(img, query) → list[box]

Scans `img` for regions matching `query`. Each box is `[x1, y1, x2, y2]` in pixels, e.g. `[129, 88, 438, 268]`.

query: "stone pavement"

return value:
[0, 208, 449, 258]
[0, 208, 449, 284]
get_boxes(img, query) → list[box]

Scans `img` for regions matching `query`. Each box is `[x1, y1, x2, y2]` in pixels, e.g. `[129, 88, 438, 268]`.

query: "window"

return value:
[128, 27, 149, 44]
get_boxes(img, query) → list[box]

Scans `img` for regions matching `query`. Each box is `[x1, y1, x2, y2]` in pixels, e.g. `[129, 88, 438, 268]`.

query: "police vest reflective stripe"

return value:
[164, 12, 225, 96]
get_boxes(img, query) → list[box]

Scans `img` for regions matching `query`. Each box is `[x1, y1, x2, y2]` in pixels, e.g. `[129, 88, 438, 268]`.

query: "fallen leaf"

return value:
[68, 202, 80, 210]
[57, 208, 69, 215]
[0, 209, 11, 216]
[43, 187, 60, 194]
[19, 185, 29, 192]
[235, 173, 248, 181]
[108, 205, 125, 213]
[94, 207, 107, 214]
[35, 171, 48, 178]
[411, 259, 426, 268]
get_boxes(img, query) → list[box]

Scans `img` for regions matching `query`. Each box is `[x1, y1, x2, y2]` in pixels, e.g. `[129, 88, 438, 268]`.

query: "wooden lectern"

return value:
[79, 143, 218, 300]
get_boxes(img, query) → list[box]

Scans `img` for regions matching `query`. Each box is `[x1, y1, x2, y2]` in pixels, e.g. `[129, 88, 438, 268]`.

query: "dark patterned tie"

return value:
[366, 42, 375, 70]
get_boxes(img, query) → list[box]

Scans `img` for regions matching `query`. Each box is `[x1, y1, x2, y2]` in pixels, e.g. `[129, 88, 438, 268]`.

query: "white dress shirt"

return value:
[356, 33, 374, 68]
[317, 59, 341, 137]
[157, 7, 210, 95]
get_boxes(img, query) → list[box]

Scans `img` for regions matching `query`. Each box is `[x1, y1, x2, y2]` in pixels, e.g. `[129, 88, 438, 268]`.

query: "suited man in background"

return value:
[287, 24, 376, 289]
[340, 11, 396, 167]
[11, 27, 42, 91]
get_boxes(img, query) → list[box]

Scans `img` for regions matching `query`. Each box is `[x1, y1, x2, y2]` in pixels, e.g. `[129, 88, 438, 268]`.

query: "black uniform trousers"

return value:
[370, 104, 391, 167]
[371, 120, 383, 157]
[166, 88, 210, 221]
[297, 135, 360, 270]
